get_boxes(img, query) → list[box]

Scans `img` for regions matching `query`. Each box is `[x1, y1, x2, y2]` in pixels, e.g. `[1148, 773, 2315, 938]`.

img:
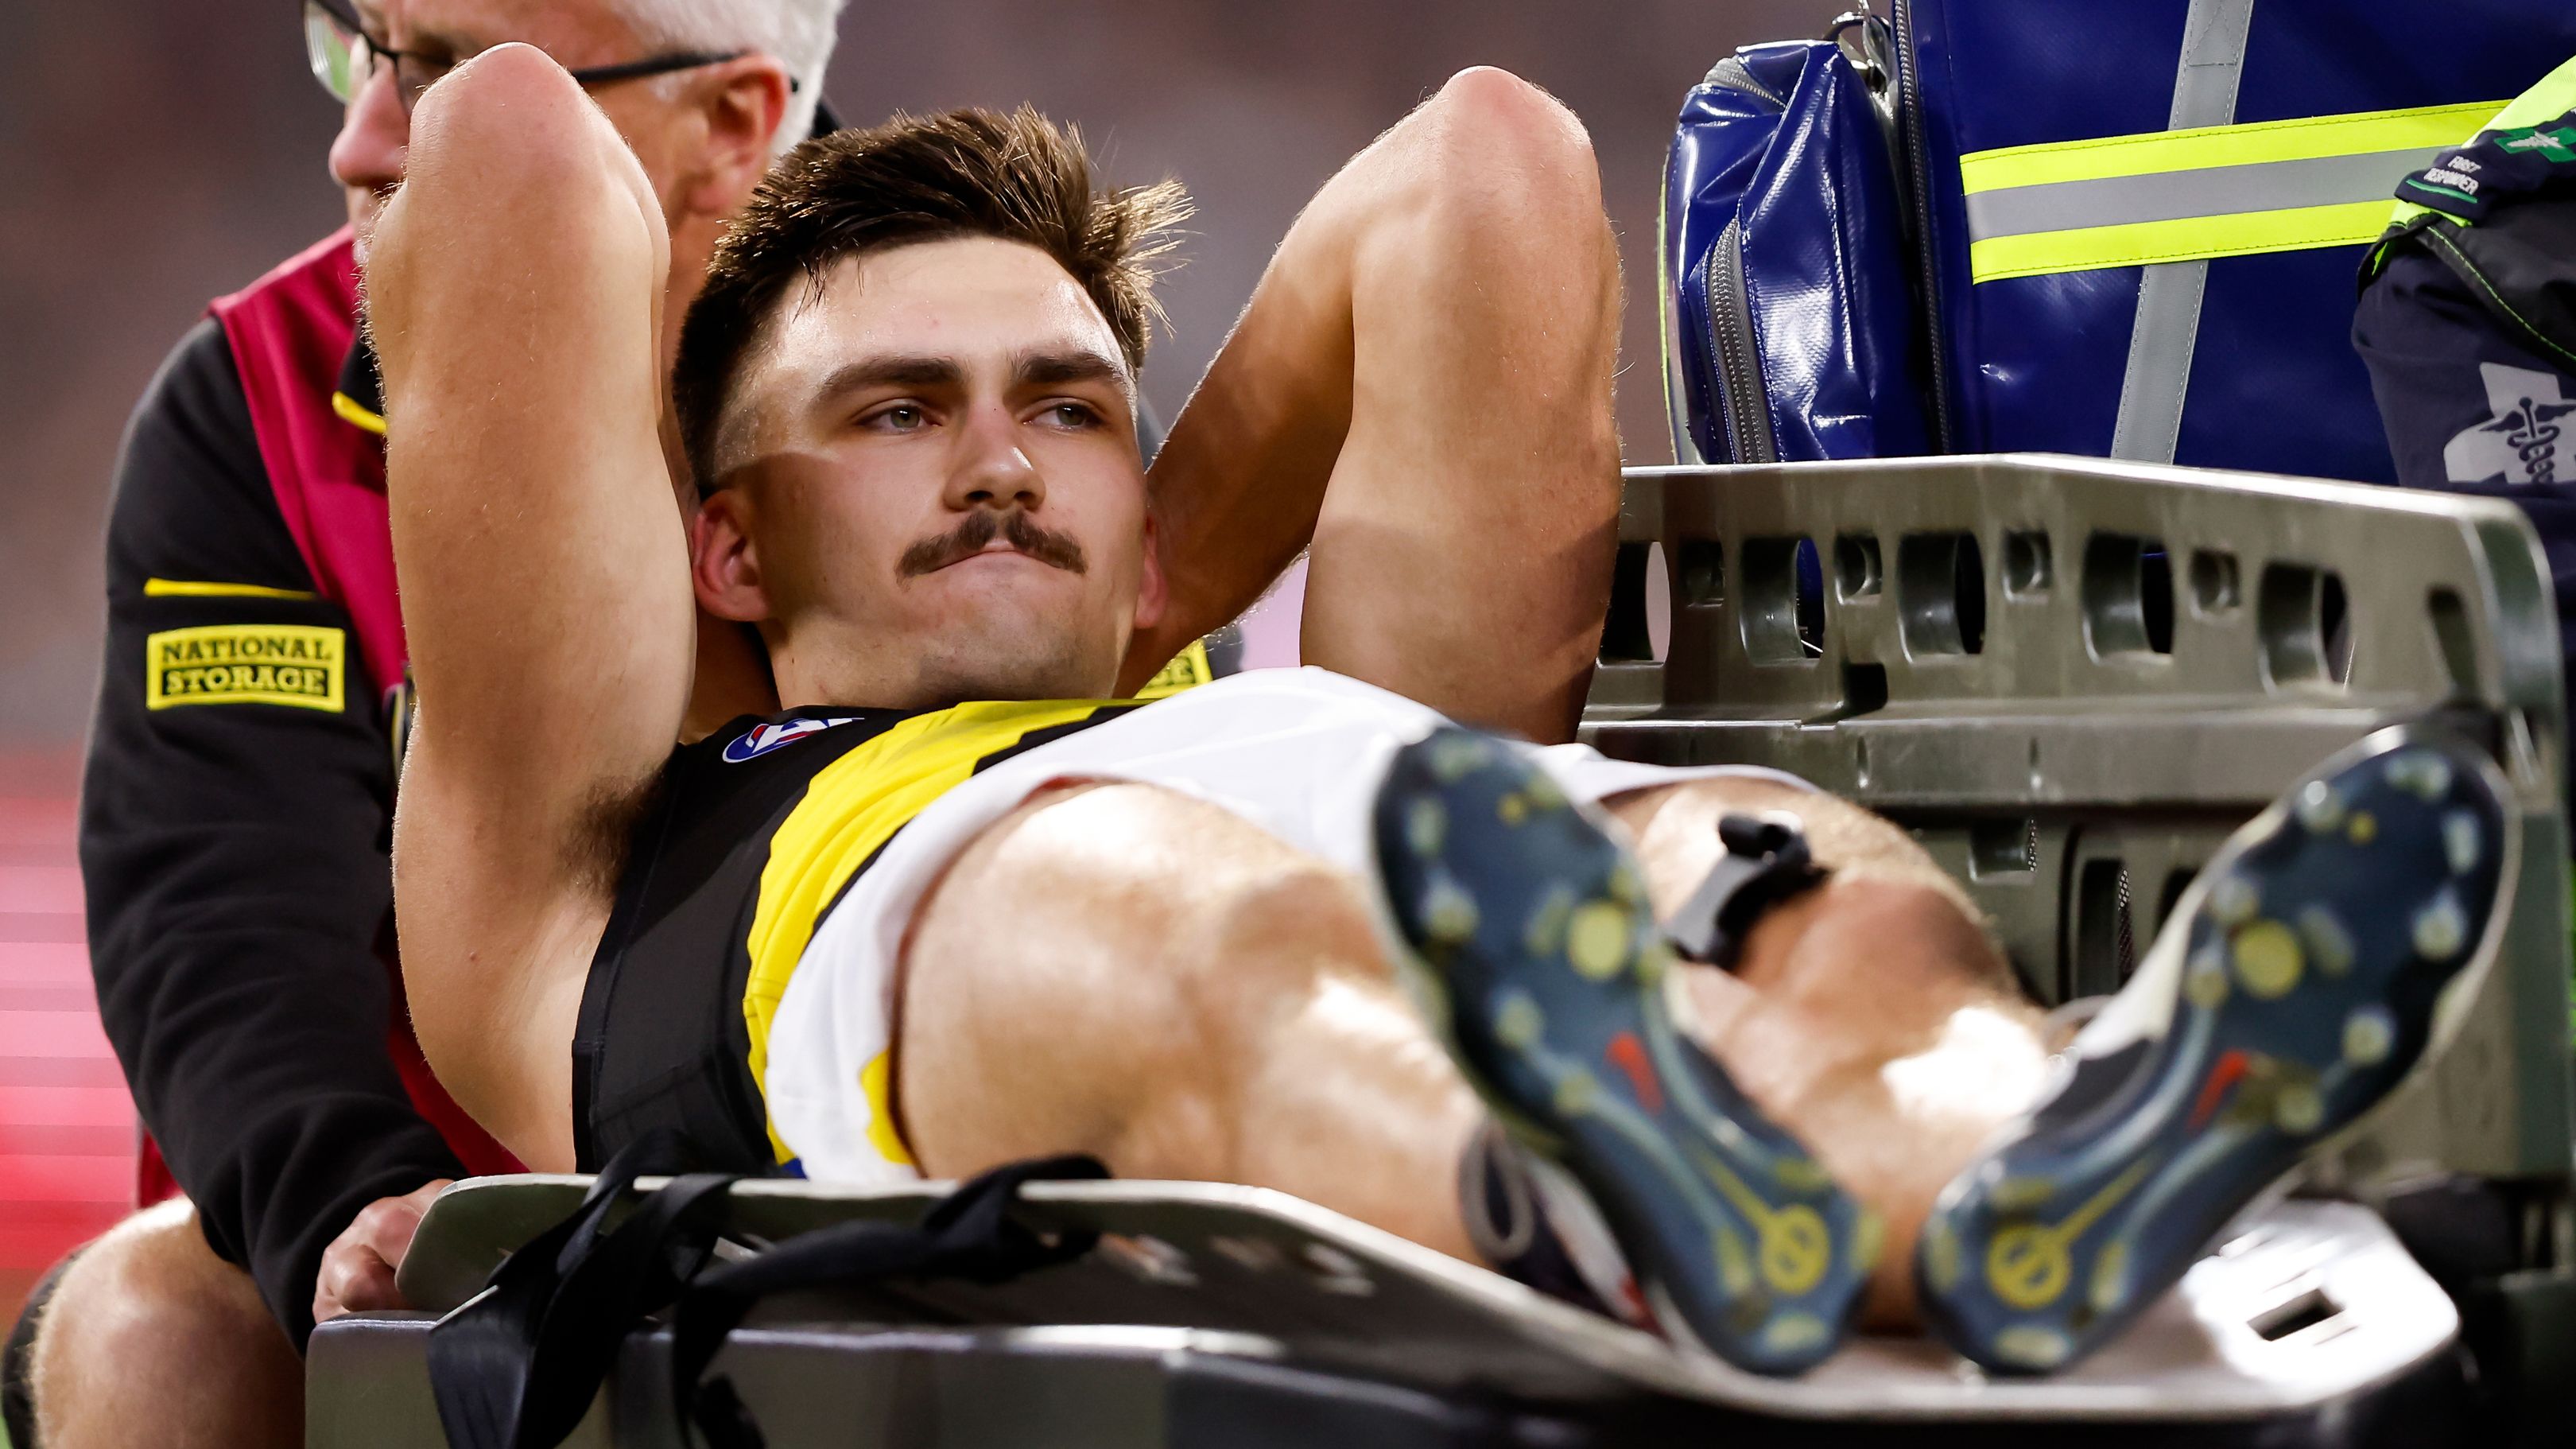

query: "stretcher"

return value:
[310, 455, 2576, 1447]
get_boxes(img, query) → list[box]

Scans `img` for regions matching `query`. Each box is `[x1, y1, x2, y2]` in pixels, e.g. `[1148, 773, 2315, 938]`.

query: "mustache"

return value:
[897, 508, 1089, 579]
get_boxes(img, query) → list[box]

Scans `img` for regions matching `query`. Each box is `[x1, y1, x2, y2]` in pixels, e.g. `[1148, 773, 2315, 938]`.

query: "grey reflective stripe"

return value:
[2112, 0, 2256, 465]
[1963, 146, 2451, 241]
[2169, 0, 2259, 132]
[2112, 263, 2212, 465]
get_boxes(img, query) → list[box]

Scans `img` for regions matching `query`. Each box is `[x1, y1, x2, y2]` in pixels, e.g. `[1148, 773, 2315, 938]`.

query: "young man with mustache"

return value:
[367, 45, 2513, 1379]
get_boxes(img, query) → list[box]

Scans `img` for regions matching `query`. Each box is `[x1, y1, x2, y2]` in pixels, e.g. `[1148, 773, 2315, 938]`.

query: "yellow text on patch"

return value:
[145, 624, 346, 713]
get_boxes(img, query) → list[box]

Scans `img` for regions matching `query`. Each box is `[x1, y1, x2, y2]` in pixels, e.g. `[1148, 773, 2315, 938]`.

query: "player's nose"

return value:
[328, 62, 409, 196]
[945, 402, 1046, 512]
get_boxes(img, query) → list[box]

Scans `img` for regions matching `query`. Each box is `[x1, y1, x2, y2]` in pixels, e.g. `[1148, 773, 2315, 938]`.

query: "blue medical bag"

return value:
[1665, 1, 2576, 481]
[1661, 37, 1930, 466]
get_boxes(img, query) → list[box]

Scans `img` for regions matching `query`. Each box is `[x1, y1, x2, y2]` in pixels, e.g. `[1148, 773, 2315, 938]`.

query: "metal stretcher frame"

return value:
[1587, 453, 2574, 1194]
[313, 457, 2576, 1447]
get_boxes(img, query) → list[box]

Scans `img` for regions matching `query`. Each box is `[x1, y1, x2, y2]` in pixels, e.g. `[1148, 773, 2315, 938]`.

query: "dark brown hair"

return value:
[673, 106, 1189, 488]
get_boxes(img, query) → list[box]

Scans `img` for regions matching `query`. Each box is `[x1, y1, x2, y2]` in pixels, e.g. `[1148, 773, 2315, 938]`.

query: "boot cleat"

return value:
[1372, 727, 1876, 1375]
[1915, 728, 2515, 1374]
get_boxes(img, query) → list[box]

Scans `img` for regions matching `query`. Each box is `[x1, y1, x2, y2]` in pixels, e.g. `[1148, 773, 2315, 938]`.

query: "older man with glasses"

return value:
[0, 4, 844, 1446]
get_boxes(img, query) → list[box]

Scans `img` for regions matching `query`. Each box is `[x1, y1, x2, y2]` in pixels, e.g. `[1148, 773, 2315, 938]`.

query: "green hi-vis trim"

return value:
[2479, 52, 2576, 138]
[1961, 100, 2501, 283]
[2375, 56, 2576, 258]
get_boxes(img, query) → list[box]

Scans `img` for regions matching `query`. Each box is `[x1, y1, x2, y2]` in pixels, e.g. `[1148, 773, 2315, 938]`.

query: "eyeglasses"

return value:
[302, 0, 779, 114]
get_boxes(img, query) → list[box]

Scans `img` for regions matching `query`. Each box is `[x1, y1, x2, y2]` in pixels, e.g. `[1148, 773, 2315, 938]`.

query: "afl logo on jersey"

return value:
[723, 717, 858, 763]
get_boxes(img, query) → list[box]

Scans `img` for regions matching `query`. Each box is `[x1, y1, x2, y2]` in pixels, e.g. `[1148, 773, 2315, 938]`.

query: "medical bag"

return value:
[1663, 1, 2576, 482]
[2354, 57, 2576, 723]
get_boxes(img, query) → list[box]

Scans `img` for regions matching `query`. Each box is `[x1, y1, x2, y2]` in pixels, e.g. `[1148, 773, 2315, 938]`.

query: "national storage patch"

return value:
[145, 623, 346, 712]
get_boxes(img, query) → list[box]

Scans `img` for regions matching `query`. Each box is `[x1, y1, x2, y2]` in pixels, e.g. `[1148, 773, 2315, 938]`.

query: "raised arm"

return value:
[367, 46, 695, 1164]
[1128, 69, 1620, 743]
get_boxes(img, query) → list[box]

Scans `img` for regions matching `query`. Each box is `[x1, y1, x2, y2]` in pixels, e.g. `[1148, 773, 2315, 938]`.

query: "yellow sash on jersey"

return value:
[740, 699, 1131, 1163]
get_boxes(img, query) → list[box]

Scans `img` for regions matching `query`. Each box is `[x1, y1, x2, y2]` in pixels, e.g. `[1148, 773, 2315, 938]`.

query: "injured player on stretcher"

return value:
[364, 48, 2516, 1377]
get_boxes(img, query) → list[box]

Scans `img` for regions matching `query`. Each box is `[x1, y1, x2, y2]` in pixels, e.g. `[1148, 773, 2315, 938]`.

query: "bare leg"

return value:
[25, 1200, 303, 1449]
[897, 765, 2047, 1327]
[1606, 779, 2051, 1327]
[1135, 68, 1622, 744]
[886, 771, 1961, 1365]
[899, 782, 1485, 1260]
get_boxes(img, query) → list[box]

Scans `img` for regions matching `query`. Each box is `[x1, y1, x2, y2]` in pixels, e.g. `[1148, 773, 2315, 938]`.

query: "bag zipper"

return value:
[1889, 0, 1957, 450]
[1702, 55, 1787, 109]
[1705, 217, 1779, 465]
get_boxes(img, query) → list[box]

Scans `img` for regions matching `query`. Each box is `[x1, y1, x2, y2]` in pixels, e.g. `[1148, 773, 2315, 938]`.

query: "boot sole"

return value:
[1370, 728, 1878, 1375]
[1915, 728, 2516, 1374]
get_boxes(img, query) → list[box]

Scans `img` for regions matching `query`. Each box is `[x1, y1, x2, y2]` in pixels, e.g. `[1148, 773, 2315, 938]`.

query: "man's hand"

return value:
[311, 1179, 452, 1323]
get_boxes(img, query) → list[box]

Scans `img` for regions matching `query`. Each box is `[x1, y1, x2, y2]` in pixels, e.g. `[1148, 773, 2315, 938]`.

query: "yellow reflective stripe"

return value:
[1961, 100, 2503, 194]
[143, 577, 320, 601]
[1971, 199, 2391, 284]
[1134, 638, 1216, 699]
[740, 699, 1120, 1163]
[331, 390, 387, 435]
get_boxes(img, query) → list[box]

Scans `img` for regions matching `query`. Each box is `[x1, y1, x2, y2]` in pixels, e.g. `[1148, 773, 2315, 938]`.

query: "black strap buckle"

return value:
[1663, 812, 1829, 970]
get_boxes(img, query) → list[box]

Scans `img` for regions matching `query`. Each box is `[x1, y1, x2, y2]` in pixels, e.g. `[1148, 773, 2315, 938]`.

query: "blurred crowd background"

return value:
[0, 0, 1819, 1322]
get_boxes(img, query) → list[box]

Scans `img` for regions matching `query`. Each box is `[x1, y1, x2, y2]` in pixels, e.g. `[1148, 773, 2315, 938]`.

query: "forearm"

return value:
[1137, 70, 1617, 740]
[1130, 79, 1545, 686]
[1123, 164, 1366, 686]
[372, 45, 692, 810]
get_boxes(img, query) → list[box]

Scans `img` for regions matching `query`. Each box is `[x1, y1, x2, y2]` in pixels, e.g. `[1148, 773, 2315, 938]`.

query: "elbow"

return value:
[405, 44, 604, 196]
[367, 42, 662, 390]
[1415, 68, 1603, 219]
[1355, 67, 1609, 283]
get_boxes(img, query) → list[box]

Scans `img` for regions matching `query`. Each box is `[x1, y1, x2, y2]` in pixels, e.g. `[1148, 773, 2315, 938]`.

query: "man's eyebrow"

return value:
[1015, 348, 1135, 406]
[810, 355, 968, 406]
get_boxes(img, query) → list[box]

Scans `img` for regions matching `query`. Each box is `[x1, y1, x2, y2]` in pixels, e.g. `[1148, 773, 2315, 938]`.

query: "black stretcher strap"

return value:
[671, 1155, 1108, 1449]
[422, 1134, 1105, 1449]
[429, 1131, 737, 1449]
[1662, 813, 1829, 970]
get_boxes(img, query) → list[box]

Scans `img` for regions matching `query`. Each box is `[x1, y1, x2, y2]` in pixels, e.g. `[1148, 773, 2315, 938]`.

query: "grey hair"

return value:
[615, 0, 847, 153]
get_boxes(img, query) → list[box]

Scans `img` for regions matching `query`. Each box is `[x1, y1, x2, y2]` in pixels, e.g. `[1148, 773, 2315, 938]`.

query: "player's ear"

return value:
[692, 489, 774, 623]
[1131, 507, 1169, 635]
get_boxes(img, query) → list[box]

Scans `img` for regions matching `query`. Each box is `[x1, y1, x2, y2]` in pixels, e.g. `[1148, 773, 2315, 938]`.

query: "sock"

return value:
[1457, 1121, 1648, 1327]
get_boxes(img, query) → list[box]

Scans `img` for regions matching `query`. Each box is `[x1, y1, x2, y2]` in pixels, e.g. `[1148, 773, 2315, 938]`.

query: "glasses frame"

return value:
[302, 0, 789, 113]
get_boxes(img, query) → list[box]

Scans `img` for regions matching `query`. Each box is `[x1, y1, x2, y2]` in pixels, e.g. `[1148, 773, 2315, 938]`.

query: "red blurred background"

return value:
[0, 753, 109, 1328]
[0, 0, 1821, 1334]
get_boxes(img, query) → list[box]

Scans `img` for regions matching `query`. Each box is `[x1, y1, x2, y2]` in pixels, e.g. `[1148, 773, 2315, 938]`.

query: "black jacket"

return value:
[80, 318, 464, 1348]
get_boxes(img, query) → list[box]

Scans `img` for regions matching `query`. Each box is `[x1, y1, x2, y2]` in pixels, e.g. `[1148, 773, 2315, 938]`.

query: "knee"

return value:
[1764, 871, 2012, 1000]
[36, 1201, 284, 1385]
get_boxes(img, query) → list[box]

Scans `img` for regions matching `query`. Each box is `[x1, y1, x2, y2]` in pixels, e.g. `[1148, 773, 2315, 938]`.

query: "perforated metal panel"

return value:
[1582, 454, 2576, 1190]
